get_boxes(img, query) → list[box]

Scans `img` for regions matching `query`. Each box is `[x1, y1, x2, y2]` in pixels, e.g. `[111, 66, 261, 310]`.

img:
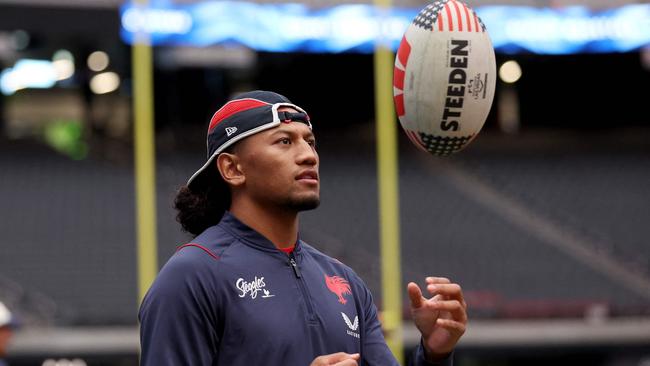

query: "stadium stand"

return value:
[0, 127, 649, 325]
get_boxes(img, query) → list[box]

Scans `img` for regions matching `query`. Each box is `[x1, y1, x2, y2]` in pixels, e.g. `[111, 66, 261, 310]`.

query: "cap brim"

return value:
[186, 157, 231, 219]
[187, 152, 220, 191]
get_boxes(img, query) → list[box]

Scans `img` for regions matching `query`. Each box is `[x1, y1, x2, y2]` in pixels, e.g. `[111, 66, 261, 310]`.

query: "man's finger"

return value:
[310, 352, 359, 366]
[333, 359, 359, 366]
[428, 300, 467, 322]
[324, 353, 359, 363]
[436, 318, 467, 335]
[427, 283, 466, 305]
[407, 282, 424, 308]
[425, 277, 450, 284]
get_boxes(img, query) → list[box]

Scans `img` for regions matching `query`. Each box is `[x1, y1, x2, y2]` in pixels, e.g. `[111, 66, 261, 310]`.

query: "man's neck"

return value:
[229, 199, 299, 250]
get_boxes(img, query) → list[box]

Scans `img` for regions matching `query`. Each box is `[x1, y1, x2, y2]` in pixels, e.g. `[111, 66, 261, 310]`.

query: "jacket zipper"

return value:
[289, 255, 301, 278]
[288, 252, 317, 324]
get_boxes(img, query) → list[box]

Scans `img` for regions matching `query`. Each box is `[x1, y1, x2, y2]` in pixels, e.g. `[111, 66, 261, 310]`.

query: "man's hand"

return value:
[407, 277, 467, 361]
[310, 352, 360, 366]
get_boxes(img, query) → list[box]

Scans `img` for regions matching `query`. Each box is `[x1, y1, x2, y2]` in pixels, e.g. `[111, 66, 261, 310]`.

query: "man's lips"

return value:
[296, 170, 319, 182]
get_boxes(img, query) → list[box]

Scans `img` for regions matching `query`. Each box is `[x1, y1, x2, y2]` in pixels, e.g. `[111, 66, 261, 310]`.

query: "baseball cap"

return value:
[186, 91, 311, 213]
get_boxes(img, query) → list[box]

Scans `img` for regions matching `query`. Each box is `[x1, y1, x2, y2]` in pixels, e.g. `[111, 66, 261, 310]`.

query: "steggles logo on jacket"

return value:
[325, 275, 352, 304]
[236, 276, 275, 299]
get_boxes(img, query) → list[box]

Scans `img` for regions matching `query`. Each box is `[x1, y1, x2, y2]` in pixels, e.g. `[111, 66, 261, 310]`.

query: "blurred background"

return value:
[0, 0, 649, 365]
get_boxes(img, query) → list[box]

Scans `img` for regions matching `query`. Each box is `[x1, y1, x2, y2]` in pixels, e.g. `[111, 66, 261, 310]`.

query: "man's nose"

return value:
[296, 140, 318, 166]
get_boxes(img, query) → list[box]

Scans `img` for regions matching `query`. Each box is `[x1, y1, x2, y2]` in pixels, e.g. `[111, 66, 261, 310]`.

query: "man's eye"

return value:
[280, 138, 291, 145]
[307, 140, 316, 147]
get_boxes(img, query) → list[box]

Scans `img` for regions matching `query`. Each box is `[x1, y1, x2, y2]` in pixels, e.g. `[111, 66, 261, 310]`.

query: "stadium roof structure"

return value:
[0, 0, 644, 10]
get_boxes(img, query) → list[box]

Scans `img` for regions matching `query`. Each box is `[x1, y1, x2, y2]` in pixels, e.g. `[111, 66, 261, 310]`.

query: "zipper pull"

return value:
[289, 253, 301, 278]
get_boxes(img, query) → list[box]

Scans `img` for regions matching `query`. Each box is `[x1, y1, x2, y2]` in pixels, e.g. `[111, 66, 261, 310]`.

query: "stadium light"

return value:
[119, 2, 650, 54]
[90, 71, 120, 94]
[0, 59, 57, 95]
[52, 49, 75, 81]
[499, 60, 522, 84]
[11, 30, 29, 50]
[87, 51, 110, 72]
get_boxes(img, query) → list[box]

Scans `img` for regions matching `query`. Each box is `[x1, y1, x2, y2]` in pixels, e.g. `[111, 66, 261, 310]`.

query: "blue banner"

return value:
[120, 1, 650, 54]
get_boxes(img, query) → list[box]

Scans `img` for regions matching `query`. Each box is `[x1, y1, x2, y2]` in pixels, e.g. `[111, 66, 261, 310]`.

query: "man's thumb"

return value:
[407, 282, 424, 308]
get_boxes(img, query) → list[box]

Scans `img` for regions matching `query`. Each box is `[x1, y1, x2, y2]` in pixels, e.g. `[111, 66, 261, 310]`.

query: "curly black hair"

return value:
[174, 164, 230, 237]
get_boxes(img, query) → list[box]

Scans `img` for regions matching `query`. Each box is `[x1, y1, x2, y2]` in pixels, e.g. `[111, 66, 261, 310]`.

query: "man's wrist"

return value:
[420, 338, 454, 365]
[421, 338, 453, 363]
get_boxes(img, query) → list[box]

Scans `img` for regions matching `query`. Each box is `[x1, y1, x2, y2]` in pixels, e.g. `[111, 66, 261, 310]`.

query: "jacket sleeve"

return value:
[139, 249, 220, 366]
[358, 291, 399, 366]
[411, 340, 453, 366]
[357, 279, 453, 366]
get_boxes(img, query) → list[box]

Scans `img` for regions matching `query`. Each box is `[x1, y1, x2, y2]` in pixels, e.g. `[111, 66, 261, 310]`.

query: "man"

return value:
[0, 302, 16, 366]
[139, 91, 467, 365]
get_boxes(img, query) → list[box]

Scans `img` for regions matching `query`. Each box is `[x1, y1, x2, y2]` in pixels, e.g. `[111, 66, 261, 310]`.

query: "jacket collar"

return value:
[218, 211, 302, 255]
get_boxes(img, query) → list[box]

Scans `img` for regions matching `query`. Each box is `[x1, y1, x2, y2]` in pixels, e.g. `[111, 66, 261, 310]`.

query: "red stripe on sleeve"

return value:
[176, 243, 220, 260]
[473, 11, 480, 33]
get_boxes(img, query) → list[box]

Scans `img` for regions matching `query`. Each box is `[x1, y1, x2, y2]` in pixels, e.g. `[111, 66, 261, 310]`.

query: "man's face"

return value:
[233, 107, 320, 212]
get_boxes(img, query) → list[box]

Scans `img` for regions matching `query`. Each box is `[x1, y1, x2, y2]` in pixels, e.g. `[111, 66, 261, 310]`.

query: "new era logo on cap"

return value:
[225, 127, 238, 136]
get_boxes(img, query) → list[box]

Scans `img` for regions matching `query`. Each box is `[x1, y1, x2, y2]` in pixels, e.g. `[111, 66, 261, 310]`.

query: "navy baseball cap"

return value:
[187, 90, 311, 195]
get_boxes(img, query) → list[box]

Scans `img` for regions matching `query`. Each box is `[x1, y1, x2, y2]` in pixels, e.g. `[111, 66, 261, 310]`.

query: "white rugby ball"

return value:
[393, 0, 496, 156]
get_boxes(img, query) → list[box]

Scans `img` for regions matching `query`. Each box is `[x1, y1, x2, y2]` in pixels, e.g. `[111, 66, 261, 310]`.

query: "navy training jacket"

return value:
[139, 212, 452, 366]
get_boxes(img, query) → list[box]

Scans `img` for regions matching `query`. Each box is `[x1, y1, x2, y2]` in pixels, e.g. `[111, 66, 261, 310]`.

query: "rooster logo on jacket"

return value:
[325, 275, 352, 304]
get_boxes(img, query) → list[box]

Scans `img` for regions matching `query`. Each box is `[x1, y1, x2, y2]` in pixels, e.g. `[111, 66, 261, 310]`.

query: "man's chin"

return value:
[287, 196, 320, 212]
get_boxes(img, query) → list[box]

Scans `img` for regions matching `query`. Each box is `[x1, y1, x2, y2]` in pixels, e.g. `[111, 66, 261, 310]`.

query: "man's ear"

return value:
[216, 153, 245, 187]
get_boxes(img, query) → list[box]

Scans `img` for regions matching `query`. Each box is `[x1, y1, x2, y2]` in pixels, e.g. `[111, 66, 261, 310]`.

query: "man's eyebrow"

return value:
[268, 128, 315, 139]
[268, 129, 293, 138]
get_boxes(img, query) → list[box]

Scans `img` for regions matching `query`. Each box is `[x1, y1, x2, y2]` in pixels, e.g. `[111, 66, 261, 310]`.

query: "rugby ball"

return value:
[393, 0, 496, 156]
